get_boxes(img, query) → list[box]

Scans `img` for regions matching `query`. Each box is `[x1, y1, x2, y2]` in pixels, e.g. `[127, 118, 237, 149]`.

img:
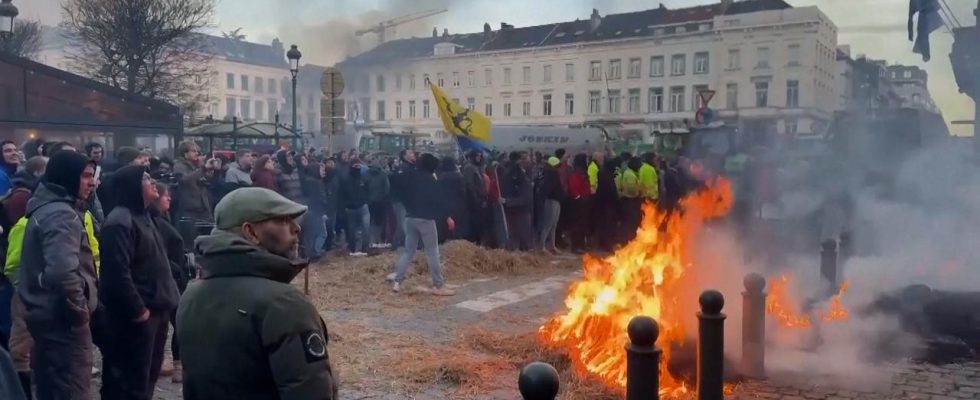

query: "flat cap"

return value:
[214, 187, 307, 231]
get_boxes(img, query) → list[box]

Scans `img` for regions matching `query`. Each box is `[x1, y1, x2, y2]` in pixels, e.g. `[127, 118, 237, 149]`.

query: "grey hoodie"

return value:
[18, 182, 98, 327]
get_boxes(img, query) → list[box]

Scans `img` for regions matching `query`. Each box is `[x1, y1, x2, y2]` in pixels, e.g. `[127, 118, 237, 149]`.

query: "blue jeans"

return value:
[392, 202, 407, 248]
[393, 218, 445, 288]
[345, 205, 371, 253]
[302, 211, 328, 259]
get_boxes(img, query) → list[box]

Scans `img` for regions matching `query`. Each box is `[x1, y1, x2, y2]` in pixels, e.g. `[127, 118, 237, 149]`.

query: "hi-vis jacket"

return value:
[4, 211, 100, 286]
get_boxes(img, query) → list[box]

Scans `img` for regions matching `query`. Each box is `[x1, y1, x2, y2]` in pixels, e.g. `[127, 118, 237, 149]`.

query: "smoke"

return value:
[273, 0, 461, 67]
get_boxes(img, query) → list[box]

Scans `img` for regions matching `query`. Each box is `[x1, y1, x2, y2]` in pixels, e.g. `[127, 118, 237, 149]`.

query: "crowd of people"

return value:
[0, 136, 707, 400]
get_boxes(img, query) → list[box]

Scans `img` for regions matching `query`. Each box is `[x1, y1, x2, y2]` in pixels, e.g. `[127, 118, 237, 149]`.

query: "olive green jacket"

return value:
[177, 231, 337, 400]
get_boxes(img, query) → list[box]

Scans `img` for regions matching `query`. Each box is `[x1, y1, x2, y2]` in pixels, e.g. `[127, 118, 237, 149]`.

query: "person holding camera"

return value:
[173, 142, 220, 222]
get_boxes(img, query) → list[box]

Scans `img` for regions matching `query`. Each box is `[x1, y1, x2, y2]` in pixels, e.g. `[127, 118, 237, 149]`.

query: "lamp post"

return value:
[0, 0, 18, 40]
[287, 45, 302, 149]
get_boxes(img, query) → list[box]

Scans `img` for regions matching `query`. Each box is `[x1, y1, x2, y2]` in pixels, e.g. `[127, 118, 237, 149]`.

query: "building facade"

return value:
[337, 0, 839, 143]
[886, 65, 940, 114]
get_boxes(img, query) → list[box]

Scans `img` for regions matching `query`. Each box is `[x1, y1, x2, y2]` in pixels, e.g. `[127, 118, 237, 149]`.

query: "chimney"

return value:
[432, 27, 438, 38]
[501, 22, 514, 30]
[271, 38, 284, 55]
[442, 28, 449, 37]
[589, 8, 602, 32]
[483, 22, 492, 43]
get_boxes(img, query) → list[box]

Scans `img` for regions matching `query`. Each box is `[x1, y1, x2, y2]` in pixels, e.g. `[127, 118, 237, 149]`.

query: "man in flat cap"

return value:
[177, 187, 338, 400]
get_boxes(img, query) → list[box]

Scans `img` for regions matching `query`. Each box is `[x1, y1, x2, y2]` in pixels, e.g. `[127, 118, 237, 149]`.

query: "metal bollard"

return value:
[820, 239, 838, 286]
[741, 273, 766, 379]
[626, 315, 661, 400]
[698, 289, 726, 400]
[518, 362, 560, 400]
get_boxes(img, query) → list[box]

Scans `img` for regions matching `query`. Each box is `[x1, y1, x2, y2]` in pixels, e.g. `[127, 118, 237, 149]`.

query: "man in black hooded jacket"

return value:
[99, 165, 180, 400]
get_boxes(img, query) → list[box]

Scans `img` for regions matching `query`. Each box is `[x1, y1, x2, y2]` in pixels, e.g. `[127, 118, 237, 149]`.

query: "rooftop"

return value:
[339, 0, 792, 67]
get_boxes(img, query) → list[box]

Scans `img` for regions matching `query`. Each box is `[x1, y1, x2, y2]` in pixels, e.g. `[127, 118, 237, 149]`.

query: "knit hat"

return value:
[547, 156, 561, 167]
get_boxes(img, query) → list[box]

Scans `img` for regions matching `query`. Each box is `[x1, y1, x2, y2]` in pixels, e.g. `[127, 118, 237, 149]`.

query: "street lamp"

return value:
[286, 44, 302, 147]
[0, 0, 18, 40]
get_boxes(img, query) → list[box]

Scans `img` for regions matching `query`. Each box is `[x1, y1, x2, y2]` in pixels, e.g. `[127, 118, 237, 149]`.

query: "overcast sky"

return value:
[14, 0, 976, 135]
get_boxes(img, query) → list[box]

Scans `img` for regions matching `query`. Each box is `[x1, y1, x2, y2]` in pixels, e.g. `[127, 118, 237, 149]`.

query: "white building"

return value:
[336, 0, 839, 144]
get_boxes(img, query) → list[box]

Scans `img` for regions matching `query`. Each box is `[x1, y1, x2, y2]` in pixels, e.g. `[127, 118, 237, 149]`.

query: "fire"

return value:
[766, 275, 851, 328]
[539, 177, 734, 395]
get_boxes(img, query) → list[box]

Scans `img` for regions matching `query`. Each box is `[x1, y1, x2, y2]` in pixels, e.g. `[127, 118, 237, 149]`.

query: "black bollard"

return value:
[820, 239, 838, 286]
[518, 362, 560, 400]
[741, 273, 766, 379]
[626, 316, 661, 400]
[698, 290, 726, 400]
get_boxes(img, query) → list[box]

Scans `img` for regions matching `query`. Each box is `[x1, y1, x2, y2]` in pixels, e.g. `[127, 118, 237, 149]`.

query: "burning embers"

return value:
[538, 177, 733, 395]
[766, 275, 851, 329]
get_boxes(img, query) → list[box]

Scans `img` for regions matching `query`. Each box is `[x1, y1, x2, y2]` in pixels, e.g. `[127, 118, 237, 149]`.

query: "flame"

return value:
[539, 177, 734, 395]
[766, 275, 851, 328]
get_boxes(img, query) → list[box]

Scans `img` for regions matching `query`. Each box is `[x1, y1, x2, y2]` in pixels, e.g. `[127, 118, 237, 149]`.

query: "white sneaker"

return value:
[392, 282, 401, 292]
[350, 252, 367, 257]
[379, 243, 392, 249]
[386, 272, 397, 282]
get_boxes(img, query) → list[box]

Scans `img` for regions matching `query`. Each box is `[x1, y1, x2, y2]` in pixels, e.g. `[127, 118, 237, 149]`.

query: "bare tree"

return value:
[61, 0, 215, 120]
[0, 20, 43, 60]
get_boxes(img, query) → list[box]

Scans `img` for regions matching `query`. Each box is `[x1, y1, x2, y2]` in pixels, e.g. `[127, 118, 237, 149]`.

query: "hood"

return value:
[194, 230, 306, 283]
[25, 181, 77, 216]
[43, 150, 91, 198]
[112, 165, 150, 214]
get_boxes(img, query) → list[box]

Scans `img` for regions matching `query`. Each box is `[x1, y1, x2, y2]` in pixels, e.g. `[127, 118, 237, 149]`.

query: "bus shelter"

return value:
[184, 118, 303, 156]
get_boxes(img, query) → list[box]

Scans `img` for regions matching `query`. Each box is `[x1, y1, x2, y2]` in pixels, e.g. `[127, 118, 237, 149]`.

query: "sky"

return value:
[14, 0, 977, 135]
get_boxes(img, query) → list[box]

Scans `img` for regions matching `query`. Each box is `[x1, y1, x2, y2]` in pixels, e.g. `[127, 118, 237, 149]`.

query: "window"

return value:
[589, 91, 601, 114]
[788, 45, 801, 67]
[240, 98, 251, 119]
[693, 85, 709, 110]
[393, 101, 402, 119]
[565, 63, 575, 82]
[255, 77, 264, 93]
[669, 86, 685, 113]
[485, 103, 493, 117]
[756, 47, 771, 68]
[786, 80, 799, 108]
[452, 72, 460, 88]
[755, 81, 769, 107]
[466, 71, 475, 88]
[485, 69, 493, 86]
[241, 75, 249, 91]
[543, 94, 553, 116]
[648, 88, 664, 113]
[912, 93, 921, 104]
[504, 103, 512, 117]
[543, 65, 552, 84]
[268, 78, 276, 94]
[437, 73, 445, 87]
[650, 56, 665, 77]
[409, 100, 417, 118]
[522, 66, 531, 84]
[726, 83, 738, 109]
[410, 74, 417, 90]
[226, 73, 235, 89]
[608, 89, 622, 113]
[267, 99, 277, 121]
[694, 52, 709, 74]
[504, 68, 512, 85]
[395, 75, 403, 91]
[627, 89, 641, 113]
[564, 93, 574, 115]
[904, 70, 912, 79]
[377, 101, 386, 120]
[590, 61, 602, 81]
[608, 59, 622, 80]
[785, 119, 798, 135]
[255, 101, 264, 121]
[728, 49, 741, 70]
[671, 55, 686, 76]
[522, 101, 531, 116]
[467, 97, 475, 111]
[423, 100, 430, 118]
[225, 97, 236, 117]
[628, 58, 641, 78]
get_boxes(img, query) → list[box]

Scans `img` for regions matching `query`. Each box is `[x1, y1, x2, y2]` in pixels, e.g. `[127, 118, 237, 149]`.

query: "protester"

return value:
[388, 149, 416, 249]
[594, 159, 621, 252]
[502, 151, 534, 251]
[486, 153, 509, 249]
[44, 142, 76, 157]
[619, 157, 643, 242]
[340, 159, 371, 256]
[0, 141, 21, 195]
[299, 160, 329, 261]
[275, 151, 304, 203]
[251, 155, 279, 192]
[640, 152, 660, 203]
[438, 156, 467, 242]
[224, 148, 254, 188]
[365, 158, 391, 248]
[1, 156, 46, 232]
[99, 165, 179, 400]
[391, 153, 454, 296]
[148, 182, 190, 384]
[173, 142, 218, 222]
[537, 157, 565, 253]
[462, 150, 488, 244]
[321, 158, 341, 252]
[18, 151, 98, 400]
[178, 187, 338, 400]
[0, 347, 26, 400]
[567, 154, 592, 253]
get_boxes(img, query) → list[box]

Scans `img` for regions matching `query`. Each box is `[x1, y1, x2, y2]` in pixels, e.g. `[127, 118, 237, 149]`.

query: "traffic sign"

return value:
[697, 89, 716, 108]
[320, 67, 345, 98]
[320, 98, 345, 118]
[320, 116, 345, 136]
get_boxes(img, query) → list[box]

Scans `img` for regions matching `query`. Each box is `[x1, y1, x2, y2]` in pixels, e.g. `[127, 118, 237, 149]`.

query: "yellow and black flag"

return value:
[429, 80, 492, 144]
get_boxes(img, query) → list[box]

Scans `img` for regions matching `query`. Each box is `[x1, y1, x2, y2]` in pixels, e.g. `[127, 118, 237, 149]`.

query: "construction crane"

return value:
[355, 9, 448, 45]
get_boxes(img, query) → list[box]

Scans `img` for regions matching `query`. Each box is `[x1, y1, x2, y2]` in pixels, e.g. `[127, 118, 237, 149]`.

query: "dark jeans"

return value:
[101, 312, 169, 400]
[569, 198, 591, 251]
[505, 209, 534, 251]
[620, 197, 643, 243]
[345, 205, 370, 253]
[27, 317, 93, 400]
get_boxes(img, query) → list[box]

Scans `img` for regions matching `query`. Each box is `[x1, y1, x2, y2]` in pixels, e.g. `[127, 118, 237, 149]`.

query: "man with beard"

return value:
[99, 165, 179, 400]
[17, 151, 98, 400]
[178, 187, 338, 399]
